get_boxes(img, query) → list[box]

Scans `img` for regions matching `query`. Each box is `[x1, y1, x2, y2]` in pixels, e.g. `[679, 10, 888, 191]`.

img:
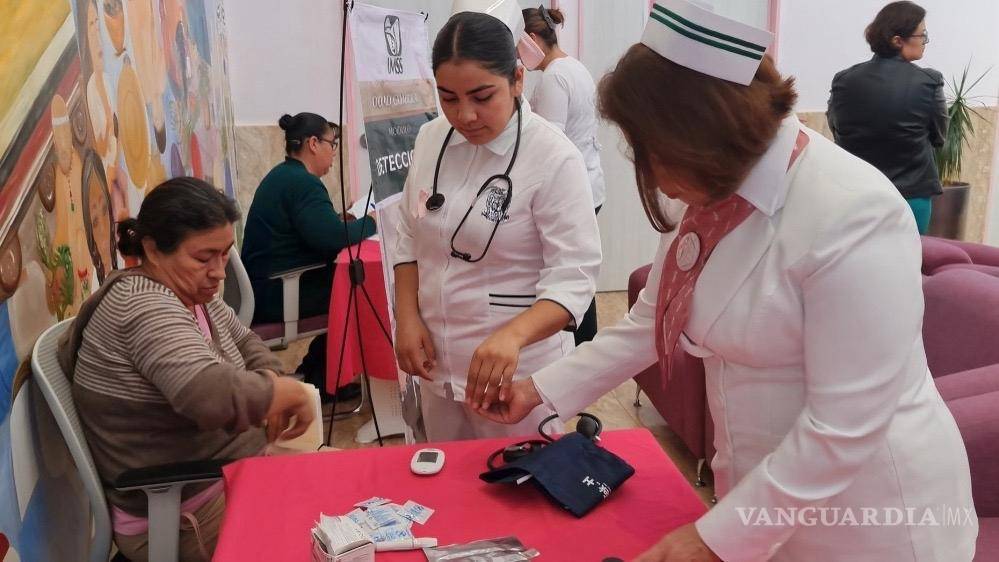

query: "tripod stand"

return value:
[323, 211, 395, 447]
[323, 0, 399, 448]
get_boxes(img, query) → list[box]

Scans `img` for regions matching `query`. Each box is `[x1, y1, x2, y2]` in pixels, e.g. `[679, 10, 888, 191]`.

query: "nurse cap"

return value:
[641, 0, 774, 86]
[450, 0, 524, 38]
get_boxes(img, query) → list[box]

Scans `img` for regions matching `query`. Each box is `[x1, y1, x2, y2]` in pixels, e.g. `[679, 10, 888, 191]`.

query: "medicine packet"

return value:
[423, 536, 540, 561]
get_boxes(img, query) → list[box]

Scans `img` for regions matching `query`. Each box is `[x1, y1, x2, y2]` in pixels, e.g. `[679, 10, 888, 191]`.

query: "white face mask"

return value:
[517, 32, 546, 70]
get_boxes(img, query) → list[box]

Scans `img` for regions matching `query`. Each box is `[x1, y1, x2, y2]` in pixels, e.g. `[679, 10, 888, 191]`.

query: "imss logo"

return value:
[384, 15, 404, 74]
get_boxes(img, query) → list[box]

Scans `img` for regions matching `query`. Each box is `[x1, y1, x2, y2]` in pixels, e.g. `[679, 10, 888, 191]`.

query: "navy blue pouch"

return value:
[479, 432, 635, 517]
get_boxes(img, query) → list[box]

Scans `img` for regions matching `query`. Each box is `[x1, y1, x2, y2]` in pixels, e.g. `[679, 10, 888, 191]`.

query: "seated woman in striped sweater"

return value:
[58, 177, 314, 561]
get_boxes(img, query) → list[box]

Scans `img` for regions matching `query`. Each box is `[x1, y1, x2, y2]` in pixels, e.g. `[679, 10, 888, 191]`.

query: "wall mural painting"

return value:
[0, 0, 238, 558]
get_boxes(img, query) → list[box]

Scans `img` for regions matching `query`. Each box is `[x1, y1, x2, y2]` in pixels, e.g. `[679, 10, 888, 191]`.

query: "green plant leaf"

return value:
[934, 63, 993, 183]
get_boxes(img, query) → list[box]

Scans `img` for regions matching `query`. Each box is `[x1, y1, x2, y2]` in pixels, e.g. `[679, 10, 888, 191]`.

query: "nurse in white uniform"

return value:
[475, 1, 977, 560]
[522, 5, 606, 346]
[393, 4, 601, 441]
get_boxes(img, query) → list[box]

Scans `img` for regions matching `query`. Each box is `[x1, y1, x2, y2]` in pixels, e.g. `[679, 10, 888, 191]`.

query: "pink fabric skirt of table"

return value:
[326, 240, 399, 393]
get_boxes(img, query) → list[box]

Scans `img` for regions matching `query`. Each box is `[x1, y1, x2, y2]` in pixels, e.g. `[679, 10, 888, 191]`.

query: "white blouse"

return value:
[530, 56, 606, 208]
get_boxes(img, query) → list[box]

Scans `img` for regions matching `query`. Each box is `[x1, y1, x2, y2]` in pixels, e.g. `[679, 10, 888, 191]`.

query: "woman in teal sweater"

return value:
[241, 112, 376, 395]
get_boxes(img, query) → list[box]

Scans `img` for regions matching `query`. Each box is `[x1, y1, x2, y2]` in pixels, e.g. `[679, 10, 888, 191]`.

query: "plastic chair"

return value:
[224, 247, 328, 347]
[224, 248, 366, 421]
[30, 320, 229, 562]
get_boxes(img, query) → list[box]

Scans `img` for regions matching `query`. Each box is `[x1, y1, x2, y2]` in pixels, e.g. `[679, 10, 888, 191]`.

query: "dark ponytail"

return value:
[116, 218, 144, 257]
[433, 11, 517, 83]
[278, 112, 340, 155]
[522, 6, 564, 48]
[117, 177, 240, 258]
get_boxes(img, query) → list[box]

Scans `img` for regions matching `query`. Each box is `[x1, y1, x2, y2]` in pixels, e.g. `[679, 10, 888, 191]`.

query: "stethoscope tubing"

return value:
[426, 99, 523, 262]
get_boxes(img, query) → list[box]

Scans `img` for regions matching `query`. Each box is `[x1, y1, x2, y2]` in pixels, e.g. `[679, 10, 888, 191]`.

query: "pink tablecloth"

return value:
[327, 240, 398, 393]
[214, 429, 707, 561]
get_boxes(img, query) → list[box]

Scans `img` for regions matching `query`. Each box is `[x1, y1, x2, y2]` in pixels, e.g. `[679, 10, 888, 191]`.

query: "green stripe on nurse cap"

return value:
[641, 0, 774, 86]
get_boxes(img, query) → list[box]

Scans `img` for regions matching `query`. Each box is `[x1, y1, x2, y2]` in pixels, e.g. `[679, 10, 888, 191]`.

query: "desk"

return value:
[214, 429, 707, 561]
[327, 240, 398, 394]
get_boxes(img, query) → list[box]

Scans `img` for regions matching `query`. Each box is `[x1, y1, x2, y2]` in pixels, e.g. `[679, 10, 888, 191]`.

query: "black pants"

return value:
[575, 205, 602, 346]
[298, 333, 329, 394]
[574, 299, 599, 346]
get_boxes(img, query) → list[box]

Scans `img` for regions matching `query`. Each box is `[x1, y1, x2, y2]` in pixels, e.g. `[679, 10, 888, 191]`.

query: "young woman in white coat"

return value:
[475, 1, 977, 559]
[522, 5, 606, 346]
[393, 10, 601, 441]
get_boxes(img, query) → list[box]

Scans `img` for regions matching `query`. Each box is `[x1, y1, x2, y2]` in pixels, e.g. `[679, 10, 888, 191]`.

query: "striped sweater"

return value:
[63, 272, 282, 515]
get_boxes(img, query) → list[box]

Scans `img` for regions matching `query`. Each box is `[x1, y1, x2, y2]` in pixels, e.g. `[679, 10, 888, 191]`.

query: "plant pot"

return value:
[928, 182, 969, 240]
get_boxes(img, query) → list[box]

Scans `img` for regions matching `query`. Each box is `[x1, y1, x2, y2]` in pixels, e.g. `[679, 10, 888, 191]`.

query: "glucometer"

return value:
[410, 448, 445, 475]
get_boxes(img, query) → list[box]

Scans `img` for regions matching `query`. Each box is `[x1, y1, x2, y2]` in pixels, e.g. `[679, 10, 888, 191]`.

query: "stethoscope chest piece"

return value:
[426, 192, 446, 212]
[430, 99, 523, 262]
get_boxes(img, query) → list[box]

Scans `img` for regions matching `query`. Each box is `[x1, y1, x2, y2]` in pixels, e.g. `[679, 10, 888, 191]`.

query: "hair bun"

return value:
[116, 218, 144, 257]
[278, 114, 296, 131]
[547, 8, 564, 25]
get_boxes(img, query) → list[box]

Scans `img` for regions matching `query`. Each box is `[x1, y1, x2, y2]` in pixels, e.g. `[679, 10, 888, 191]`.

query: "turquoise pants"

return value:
[906, 197, 932, 234]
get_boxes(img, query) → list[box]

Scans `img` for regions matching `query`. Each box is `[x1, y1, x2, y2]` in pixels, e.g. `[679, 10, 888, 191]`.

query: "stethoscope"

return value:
[425, 99, 522, 263]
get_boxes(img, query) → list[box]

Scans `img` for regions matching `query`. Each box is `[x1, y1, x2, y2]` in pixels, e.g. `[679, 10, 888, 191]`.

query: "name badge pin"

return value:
[676, 232, 701, 271]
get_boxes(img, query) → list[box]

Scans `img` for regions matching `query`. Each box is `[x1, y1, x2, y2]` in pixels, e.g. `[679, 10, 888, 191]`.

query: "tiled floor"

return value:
[273, 291, 715, 505]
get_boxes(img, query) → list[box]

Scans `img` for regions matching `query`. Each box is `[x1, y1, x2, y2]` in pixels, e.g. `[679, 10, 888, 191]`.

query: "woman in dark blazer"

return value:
[827, 1, 948, 233]
[241, 113, 376, 397]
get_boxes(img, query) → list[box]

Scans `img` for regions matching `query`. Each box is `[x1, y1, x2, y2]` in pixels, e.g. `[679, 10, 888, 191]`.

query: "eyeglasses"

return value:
[317, 136, 340, 149]
[907, 30, 929, 45]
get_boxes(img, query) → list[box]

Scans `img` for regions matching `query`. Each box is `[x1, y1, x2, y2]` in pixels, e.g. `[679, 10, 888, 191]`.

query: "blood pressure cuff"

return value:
[479, 432, 635, 517]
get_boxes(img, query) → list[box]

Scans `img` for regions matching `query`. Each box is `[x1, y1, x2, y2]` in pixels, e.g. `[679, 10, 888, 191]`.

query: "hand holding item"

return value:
[474, 378, 544, 425]
[465, 327, 523, 409]
[631, 524, 719, 562]
[394, 313, 437, 380]
[265, 377, 315, 443]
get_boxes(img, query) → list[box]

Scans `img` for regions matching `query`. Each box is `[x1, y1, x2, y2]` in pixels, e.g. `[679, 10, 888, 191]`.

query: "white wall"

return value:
[777, 0, 999, 111]
[224, 0, 549, 124]
[224, 0, 345, 125]
[224, 1, 999, 272]
[777, 1, 999, 246]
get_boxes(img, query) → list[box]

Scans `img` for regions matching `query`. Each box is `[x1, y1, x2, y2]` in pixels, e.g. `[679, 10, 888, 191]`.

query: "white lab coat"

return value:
[533, 116, 978, 561]
[395, 99, 601, 411]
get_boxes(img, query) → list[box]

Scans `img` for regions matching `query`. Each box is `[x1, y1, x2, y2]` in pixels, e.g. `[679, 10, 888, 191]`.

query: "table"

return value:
[327, 239, 399, 395]
[214, 429, 707, 561]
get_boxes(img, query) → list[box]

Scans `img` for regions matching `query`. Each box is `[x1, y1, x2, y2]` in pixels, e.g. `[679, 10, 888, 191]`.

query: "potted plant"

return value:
[929, 64, 992, 239]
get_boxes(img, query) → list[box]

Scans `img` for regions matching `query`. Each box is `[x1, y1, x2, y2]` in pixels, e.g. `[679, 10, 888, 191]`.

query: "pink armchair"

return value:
[629, 265, 714, 485]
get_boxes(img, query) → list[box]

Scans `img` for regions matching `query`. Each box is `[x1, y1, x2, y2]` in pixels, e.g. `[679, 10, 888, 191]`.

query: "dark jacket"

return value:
[241, 158, 376, 323]
[827, 55, 949, 199]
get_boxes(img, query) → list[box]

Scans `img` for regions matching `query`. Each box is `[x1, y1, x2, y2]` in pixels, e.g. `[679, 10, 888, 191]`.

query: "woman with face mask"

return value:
[522, 5, 606, 346]
[393, 8, 601, 441]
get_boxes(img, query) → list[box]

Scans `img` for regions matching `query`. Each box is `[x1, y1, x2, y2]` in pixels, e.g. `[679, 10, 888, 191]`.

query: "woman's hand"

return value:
[265, 377, 315, 443]
[465, 327, 524, 409]
[465, 301, 571, 409]
[394, 313, 436, 380]
[474, 378, 545, 424]
[632, 524, 720, 562]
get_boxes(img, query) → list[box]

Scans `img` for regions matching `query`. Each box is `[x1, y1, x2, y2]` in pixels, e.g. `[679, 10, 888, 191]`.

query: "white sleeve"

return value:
[532, 149, 601, 328]
[695, 195, 924, 562]
[393, 127, 426, 265]
[532, 71, 571, 132]
[533, 233, 673, 419]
